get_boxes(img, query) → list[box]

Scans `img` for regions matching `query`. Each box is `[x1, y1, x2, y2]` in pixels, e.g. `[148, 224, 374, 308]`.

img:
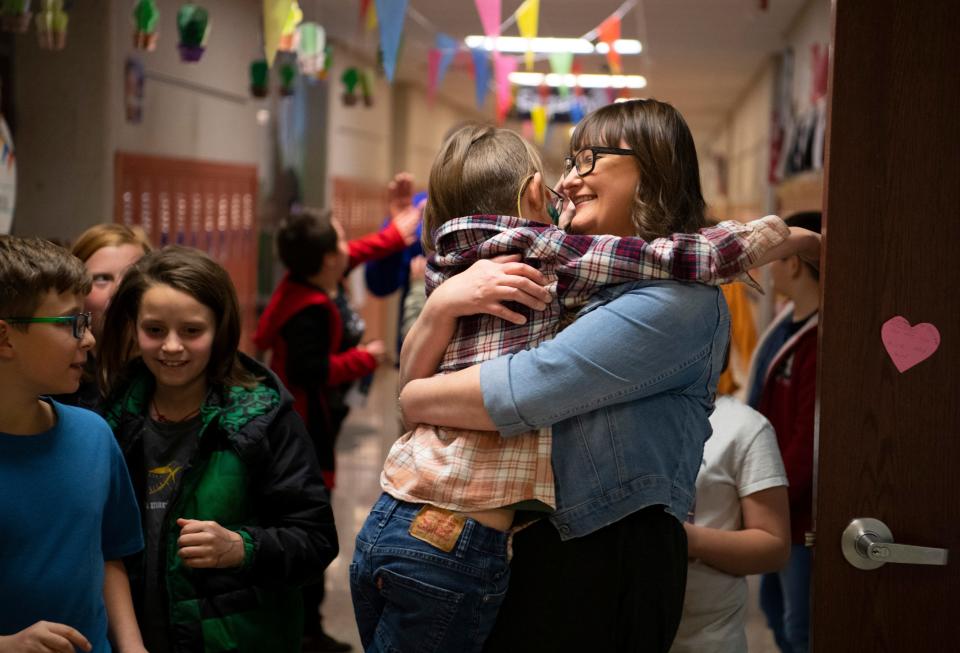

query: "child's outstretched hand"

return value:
[391, 205, 422, 246]
[176, 518, 245, 569]
[388, 172, 415, 218]
[0, 621, 92, 653]
[359, 339, 388, 365]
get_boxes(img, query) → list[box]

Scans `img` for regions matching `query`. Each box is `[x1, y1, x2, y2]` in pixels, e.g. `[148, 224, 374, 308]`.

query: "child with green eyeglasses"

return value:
[349, 123, 815, 652]
[0, 235, 146, 653]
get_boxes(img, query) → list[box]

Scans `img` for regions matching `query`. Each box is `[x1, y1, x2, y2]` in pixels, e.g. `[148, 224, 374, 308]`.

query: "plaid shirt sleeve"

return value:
[546, 215, 789, 309]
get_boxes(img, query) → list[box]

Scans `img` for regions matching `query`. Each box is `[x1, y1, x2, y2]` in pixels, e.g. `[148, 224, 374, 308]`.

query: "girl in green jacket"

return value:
[99, 246, 338, 653]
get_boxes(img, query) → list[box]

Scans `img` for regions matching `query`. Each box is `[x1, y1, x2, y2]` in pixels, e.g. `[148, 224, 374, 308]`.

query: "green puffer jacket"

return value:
[104, 353, 338, 653]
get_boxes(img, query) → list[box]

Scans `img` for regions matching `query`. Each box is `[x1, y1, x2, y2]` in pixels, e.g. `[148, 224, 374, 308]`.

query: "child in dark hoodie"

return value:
[98, 246, 338, 653]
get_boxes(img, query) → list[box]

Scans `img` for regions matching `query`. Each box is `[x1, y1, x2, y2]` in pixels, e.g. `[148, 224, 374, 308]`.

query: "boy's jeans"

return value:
[350, 493, 510, 653]
[759, 544, 811, 653]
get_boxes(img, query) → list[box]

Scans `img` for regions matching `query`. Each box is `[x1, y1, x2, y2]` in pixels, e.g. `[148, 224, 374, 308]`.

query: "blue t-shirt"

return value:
[0, 400, 144, 652]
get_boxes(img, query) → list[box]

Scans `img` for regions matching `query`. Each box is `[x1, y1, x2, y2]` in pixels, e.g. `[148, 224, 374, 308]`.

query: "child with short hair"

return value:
[349, 123, 816, 652]
[0, 235, 145, 653]
[97, 246, 338, 653]
[254, 206, 419, 649]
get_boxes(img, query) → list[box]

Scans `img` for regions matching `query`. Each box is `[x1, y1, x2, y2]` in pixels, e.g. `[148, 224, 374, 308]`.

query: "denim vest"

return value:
[480, 281, 730, 540]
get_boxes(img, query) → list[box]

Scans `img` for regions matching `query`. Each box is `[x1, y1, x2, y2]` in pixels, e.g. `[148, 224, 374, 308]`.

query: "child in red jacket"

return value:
[254, 206, 417, 652]
[746, 211, 822, 653]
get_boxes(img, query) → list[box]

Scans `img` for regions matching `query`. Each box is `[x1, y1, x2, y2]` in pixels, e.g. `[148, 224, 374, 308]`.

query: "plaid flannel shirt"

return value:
[381, 214, 789, 512]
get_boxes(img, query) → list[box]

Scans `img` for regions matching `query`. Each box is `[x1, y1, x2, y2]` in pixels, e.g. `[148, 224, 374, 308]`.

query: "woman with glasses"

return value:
[398, 99, 820, 652]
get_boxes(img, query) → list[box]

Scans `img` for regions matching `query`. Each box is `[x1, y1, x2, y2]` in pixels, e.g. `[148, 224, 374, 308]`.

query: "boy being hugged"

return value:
[0, 236, 145, 653]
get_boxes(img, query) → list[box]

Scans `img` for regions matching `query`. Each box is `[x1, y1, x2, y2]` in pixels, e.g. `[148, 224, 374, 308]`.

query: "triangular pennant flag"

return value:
[359, 0, 372, 23]
[428, 49, 442, 104]
[515, 0, 539, 71]
[470, 47, 490, 108]
[494, 53, 518, 124]
[549, 51, 574, 96]
[531, 104, 547, 145]
[474, 0, 501, 38]
[597, 15, 621, 74]
[263, 0, 292, 66]
[374, 0, 408, 82]
[365, 1, 378, 31]
[435, 32, 458, 88]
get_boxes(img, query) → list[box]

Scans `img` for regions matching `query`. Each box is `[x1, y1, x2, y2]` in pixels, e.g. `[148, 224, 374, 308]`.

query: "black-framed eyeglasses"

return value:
[563, 146, 638, 178]
[1, 312, 92, 339]
[544, 184, 565, 224]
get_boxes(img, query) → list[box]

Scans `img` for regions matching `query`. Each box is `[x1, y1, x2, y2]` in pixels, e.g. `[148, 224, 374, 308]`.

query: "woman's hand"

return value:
[176, 518, 245, 569]
[427, 255, 552, 325]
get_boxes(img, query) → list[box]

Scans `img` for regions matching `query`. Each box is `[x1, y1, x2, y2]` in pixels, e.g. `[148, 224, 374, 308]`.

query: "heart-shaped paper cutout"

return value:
[881, 316, 941, 373]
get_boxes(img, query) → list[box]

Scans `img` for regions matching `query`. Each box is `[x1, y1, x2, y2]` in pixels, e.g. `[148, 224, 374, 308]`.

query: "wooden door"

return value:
[114, 152, 258, 353]
[811, 0, 959, 649]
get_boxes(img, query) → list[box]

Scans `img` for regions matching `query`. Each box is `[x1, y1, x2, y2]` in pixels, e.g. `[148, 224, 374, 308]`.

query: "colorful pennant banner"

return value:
[470, 47, 490, 108]
[375, 0, 409, 82]
[474, 0, 501, 38]
[597, 15, 622, 74]
[515, 0, 539, 71]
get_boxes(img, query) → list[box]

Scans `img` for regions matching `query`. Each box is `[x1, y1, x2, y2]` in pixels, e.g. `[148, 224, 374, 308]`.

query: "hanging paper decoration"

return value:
[277, 0, 302, 52]
[494, 53, 518, 125]
[297, 22, 326, 76]
[531, 104, 547, 145]
[279, 60, 297, 96]
[318, 45, 333, 80]
[374, 0, 408, 83]
[341, 67, 360, 106]
[427, 49, 441, 103]
[435, 32, 457, 88]
[1, 0, 33, 33]
[250, 59, 269, 98]
[569, 96, 584, 124]
[469, 47, 490, 109]
[176, 5, 210, 62]
[131, 0, 159, 50]
[514, 0, 539, 71]
[35, 0, 68, 50]
[549, 51, 574, 96]
[474, 0, 500, 38]
[358, 69, 373, 107]
[597, 15, 621, 74]
[263, 0, 293, 66]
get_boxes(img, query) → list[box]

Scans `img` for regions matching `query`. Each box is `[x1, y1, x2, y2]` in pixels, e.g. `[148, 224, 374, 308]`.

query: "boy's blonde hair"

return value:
[0, 236, 91, 322]
[71, 223, 153, 263]
[423, 124, 545, 252]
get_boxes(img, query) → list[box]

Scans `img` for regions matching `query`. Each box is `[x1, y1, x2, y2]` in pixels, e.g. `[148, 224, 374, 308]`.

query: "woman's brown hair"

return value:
[71, 223, 153, 263]
[98, 246, 255, 397]
[423, 123, 545, 252]
[570, 99, 706, 239]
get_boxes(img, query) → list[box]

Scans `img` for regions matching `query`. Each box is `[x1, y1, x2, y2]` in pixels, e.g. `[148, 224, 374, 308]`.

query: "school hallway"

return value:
[320, 368, 781, 652]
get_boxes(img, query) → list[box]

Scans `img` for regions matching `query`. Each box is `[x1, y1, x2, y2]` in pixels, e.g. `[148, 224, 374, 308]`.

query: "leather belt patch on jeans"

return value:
[408, 505, 467, 552]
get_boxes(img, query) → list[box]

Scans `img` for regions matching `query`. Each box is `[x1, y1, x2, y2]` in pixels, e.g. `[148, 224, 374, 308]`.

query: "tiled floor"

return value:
[320, 368, 781, 652]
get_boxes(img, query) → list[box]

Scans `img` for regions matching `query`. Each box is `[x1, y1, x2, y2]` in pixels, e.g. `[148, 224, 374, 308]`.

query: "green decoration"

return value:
[250, 59, 269, 98]
[358, 69, 373, 107]
[35, 0, 68, 50]
[279, 61, 297, 96]
[341, 67, 359, 106]
[133, 0, 159, 51]
[177, 4, 209, 62]
[1, 0, 33, 33]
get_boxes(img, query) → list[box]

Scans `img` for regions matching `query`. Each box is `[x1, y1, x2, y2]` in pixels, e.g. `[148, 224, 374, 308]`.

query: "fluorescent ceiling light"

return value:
[464, 36, 642, 55]
[509, 72, 648, 89]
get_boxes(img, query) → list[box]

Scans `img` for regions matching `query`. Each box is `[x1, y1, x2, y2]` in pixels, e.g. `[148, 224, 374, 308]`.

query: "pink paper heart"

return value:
[881, 316, 941, 373]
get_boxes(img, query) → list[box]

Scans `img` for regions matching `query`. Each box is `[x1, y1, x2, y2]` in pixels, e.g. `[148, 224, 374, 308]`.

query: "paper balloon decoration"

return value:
[341, 67, 359, 106]
[132, 0, 160, 51]
[279, 61, 297, 96]
[1, 0, 33, 33]
[35, 0, 68, 50]
[250, 59, 269, 98]
[177, 4, 209, 62]
[296, 22, 326, 76]
[277, 0, 302, 52]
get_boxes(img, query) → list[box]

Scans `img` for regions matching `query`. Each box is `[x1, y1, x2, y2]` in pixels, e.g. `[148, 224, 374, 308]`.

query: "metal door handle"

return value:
[842, 518, 949, 570]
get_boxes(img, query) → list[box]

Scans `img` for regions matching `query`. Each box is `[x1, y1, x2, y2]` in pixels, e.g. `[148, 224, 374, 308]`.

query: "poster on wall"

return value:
[0, 115, 16, 235]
